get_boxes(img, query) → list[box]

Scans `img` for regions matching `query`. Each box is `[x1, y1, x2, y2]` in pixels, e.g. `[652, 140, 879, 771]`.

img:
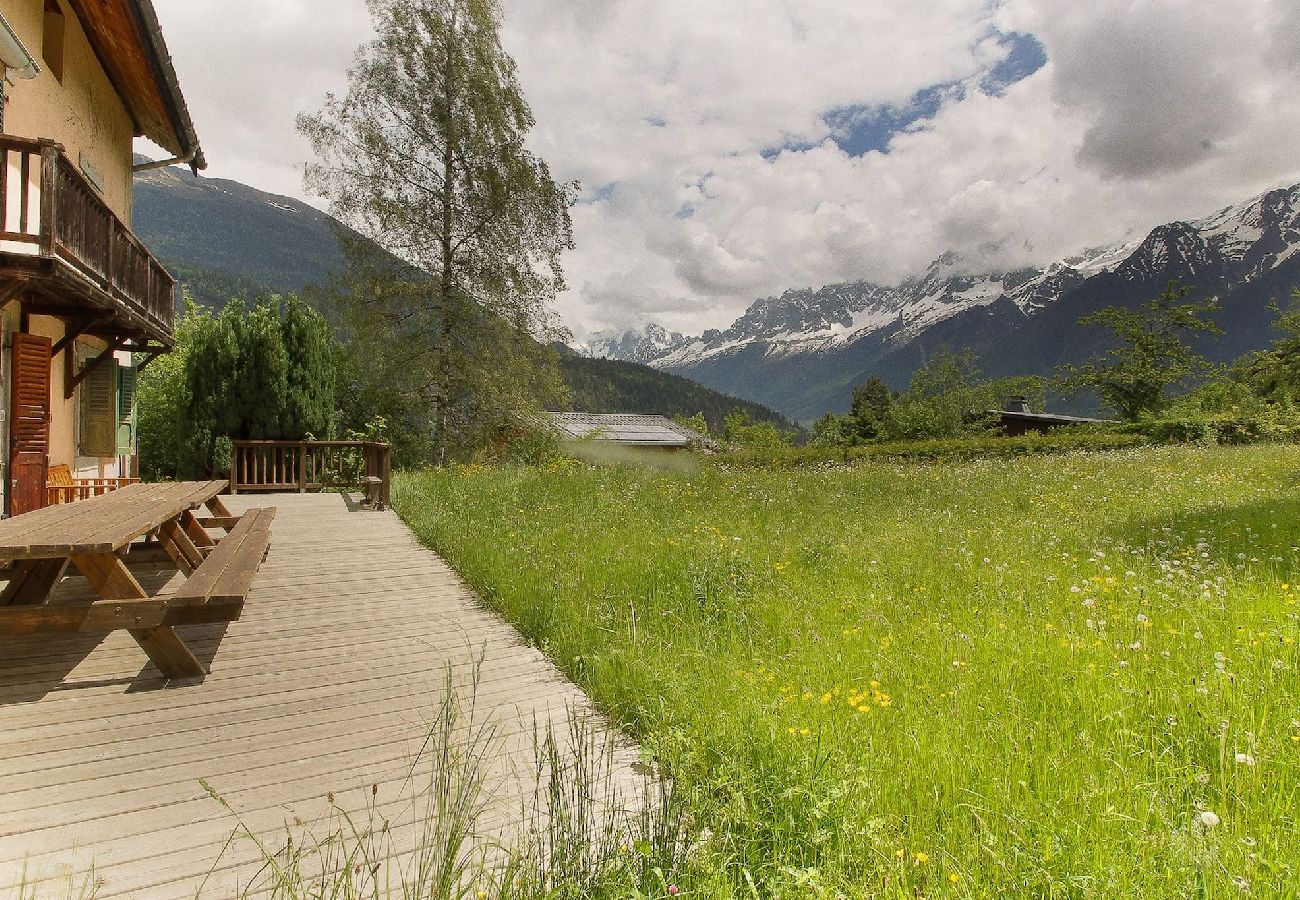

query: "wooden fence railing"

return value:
[230, 441, 391, 508]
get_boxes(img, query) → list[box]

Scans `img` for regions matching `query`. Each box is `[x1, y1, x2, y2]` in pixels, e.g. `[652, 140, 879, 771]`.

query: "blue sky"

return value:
[771, 32, 1048, 159]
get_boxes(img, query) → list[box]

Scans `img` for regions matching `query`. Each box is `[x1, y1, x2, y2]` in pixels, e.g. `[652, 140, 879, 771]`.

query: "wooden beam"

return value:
[71, 551, 148, 601]
[206, 496, 234, 518]
[158, 518, 202, 574]
[69, 549, 208, 677]
[129, 344, 169, 372]
[51, 314, 109, 359]
[181, 509, 216, 548]
[128, 626, 208, 678]
[0, 277, 28, 308]
[0, 558, 69, 606]
[64, 338, 126, 399]
[0, 596, 241, 635]
[195, 516, 239, 530]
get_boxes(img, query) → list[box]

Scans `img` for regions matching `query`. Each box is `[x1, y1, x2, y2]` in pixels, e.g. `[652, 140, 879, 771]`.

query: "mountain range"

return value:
[133, 159, 1300, 425]
[585, 184, 1300, 420]
[132, 158, 349, 305]
[129, 161, 798, 433]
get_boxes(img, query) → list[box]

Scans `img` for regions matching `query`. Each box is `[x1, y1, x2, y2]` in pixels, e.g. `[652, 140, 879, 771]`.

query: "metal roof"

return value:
[549, 413, 709, 447]
[997, 411, 1113, 425]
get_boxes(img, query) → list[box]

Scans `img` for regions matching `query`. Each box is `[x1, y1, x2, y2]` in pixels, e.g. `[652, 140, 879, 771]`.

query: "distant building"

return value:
[549, 412, 714, 451]
[994, 396, 1113, 436]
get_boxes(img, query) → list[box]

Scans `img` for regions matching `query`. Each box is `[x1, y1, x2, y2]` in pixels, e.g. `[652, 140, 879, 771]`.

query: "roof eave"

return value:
[128, 0, 205, 171]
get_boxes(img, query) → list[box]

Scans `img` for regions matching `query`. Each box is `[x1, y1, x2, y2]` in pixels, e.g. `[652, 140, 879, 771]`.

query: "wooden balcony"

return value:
[0, 135, 174, 348]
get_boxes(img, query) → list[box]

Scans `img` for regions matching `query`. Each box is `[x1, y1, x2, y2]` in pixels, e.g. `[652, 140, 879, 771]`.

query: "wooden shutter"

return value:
[115, 362, 136, 456]
[78, 354, 117, 458]
[9, 332, 51, 515]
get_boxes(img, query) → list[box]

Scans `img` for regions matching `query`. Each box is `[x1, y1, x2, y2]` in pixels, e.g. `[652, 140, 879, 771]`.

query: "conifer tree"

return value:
[233, 301, 290, 440]
[163, 298, 339, 476]
[281, 296, 336, 438]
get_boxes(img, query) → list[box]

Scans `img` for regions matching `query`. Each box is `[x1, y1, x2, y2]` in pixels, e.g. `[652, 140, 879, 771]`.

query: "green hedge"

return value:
[711, 411, 1300, 469]
[714, 428, 1152, 468]
[1123, 410, 1300, 446]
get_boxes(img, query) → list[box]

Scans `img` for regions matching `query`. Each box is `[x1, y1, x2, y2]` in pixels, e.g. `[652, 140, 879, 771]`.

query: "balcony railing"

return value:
[0, 135, 174, 338]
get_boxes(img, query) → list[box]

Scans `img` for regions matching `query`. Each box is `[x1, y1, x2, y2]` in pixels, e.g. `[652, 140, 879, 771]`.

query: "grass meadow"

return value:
[394, 445, 1300, 898]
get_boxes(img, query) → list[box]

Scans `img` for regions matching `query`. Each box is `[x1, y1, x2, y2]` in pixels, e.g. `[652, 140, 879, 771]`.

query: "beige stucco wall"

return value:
[0, 0, 136, 224]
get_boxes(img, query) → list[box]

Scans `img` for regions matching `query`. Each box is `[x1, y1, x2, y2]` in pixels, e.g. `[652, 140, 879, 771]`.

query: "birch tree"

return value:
[298, 0, 573, 461]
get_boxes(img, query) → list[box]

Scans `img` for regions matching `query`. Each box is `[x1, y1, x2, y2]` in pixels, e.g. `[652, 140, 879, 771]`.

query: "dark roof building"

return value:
[995, 396, 1114, 436]
[549, 413, 712, 450]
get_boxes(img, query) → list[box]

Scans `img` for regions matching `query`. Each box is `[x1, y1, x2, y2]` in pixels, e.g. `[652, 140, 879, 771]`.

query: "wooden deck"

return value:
[0, 493, 641, 898]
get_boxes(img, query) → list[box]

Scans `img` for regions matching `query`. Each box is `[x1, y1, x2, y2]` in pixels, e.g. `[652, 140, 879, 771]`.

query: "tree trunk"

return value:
[430, 5, 459, 465]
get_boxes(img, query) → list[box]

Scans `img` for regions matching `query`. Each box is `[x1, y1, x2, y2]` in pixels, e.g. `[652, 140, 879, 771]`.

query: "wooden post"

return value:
[381, 444, 391, 509]
[229, 443, 239, 494]
[298, 441, 307, 492]
[103, 186, 115, 288]
[38, 143, 57, 256]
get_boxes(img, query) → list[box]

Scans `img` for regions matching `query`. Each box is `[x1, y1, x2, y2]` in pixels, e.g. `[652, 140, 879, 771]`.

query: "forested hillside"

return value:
[132, 163, 792, 433]
[559, 353, 798, 434]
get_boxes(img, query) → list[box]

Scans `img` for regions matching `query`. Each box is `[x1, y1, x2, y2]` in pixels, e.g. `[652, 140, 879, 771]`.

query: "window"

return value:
[42, 0, 63, 83]
[78, 352, 117, 458]
[116, 360, 137, 457]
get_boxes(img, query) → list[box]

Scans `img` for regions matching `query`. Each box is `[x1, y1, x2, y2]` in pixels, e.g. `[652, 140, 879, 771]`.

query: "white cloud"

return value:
[144, 0, 371, 200]
[147, 0, 1300, 339]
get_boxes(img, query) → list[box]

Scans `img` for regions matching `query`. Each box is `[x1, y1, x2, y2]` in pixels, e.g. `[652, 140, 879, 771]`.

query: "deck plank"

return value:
[0, 493, 642, 899]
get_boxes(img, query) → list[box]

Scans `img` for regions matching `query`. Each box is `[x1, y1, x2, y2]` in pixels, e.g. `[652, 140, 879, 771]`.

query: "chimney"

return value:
[1004, 395, 1031, 414]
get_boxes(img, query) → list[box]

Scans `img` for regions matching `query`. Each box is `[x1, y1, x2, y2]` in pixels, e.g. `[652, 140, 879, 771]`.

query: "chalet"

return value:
[0, 0, 202, 515]
[549, 412, 714, 451]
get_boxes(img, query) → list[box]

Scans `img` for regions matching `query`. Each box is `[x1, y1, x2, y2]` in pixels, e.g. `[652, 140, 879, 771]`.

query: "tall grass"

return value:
[196, 659, 686, 900]
[395, 445, 1300, 897]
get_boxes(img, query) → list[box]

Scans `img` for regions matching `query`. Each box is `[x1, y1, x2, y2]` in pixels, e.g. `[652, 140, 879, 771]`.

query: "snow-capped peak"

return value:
[579, 323, 688, 364]
[584, 182, 1300, 370]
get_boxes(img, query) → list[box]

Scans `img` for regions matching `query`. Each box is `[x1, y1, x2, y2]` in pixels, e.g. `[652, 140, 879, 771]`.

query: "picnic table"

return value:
[0, 481, 275, 678]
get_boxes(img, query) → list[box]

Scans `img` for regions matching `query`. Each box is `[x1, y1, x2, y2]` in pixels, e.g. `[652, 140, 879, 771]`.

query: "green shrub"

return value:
[716, 428, 1150, 468]
[1125, 406, 1300, 446]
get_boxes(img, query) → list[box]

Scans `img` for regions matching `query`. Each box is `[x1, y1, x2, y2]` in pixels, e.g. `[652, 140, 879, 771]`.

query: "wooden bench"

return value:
[362, 476, 384, 509]
[171, 507, 277, 612]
